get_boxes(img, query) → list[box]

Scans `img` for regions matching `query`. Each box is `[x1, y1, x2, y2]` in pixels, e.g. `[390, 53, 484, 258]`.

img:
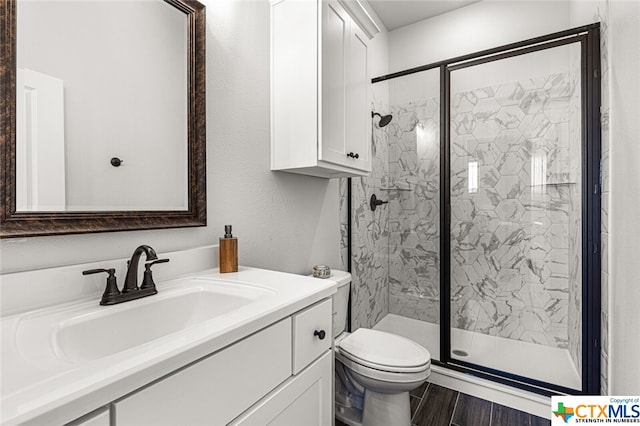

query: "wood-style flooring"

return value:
[336, 382, 550, 426]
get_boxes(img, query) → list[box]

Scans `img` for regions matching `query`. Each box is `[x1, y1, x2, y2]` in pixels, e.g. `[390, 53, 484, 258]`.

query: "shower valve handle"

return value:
[347, 152, 359, 159]
[370, 194, 388, 211]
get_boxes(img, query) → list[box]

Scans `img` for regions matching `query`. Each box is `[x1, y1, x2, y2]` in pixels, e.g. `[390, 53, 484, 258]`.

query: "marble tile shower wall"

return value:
[386, 98, 441, 324]
[597, 3, 610, 395]
[339, 90, 391, 330]
[449, 73, 580, 349]
[339, 179, 349, 272]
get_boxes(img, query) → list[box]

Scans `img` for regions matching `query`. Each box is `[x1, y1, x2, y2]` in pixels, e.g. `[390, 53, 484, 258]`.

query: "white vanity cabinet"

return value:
[113, 300, 333, 426]
[271, 0, 373, 178]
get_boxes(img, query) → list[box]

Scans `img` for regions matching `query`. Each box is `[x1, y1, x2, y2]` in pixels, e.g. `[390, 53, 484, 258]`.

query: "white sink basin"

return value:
[15, 278, 274, 363]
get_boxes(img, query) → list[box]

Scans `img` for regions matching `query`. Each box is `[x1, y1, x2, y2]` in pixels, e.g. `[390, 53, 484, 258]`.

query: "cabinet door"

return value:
[345, 23, 371, 172]
[230, 351, 332, 426]
[270, 0, 319, 171]
[113, 319, 292, 426]
[319, 0, 349, 167]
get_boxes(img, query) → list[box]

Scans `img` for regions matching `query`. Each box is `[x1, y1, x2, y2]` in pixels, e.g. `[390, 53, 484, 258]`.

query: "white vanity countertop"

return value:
[0, 267, 337, 425]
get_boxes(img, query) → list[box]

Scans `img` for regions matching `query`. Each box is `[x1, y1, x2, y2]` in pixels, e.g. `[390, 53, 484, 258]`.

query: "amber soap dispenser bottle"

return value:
[219, 225, 238, 273]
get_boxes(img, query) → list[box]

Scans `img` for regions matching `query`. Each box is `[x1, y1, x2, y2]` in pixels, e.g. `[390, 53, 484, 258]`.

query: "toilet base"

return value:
[361, 390, 411, 426]
[335, 405, 363, 426]
[335, 356, 422, 426]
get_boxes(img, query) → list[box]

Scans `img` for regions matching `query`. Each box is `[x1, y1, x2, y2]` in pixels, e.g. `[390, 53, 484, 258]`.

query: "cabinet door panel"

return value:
[270, 0, 318, 170]
[114, 319, 292, 426]
[320, 1, 348, 166]
[230, 351, 332, 426]
[346, 24, 370, 172]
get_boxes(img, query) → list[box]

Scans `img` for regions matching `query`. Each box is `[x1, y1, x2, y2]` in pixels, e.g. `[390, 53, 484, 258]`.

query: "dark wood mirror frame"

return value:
[0, 0, 206, 238]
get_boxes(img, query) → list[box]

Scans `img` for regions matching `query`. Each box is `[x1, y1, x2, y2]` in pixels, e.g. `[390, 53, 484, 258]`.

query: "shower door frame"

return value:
[368, 23, 601, 396]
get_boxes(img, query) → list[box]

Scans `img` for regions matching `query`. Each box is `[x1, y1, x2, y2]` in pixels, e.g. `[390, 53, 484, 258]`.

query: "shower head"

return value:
[372, 111, 393, 128]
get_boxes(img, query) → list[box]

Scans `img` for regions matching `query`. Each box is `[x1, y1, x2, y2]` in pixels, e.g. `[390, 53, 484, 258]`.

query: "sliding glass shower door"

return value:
[447, 41, 587, 391]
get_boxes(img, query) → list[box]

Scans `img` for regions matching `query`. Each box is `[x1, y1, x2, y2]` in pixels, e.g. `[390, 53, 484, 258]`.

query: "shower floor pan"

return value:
[374, 313, 581, 390]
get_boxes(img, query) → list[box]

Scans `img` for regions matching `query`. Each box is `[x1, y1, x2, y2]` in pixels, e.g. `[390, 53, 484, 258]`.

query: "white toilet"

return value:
[329, 271, 431, 426]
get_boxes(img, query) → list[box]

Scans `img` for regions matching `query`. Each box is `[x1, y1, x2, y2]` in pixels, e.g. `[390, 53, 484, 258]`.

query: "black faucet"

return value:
[123, 245, 158, 293]
[83, 245, 169, 305]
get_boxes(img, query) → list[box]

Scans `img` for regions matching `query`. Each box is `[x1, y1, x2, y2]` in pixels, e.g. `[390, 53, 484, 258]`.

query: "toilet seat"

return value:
[340, 350, 431, 374]
[336, 350, 431, 384]
[338, 329, 431, 373]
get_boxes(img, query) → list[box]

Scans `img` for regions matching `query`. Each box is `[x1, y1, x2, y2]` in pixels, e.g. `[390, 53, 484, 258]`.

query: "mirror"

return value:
[0, 0, 206, 237]
[16, 0, 189, 212]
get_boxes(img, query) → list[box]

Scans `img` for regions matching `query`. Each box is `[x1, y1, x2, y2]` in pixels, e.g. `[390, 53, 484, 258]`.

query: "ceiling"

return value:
[367, 0, 481, 31]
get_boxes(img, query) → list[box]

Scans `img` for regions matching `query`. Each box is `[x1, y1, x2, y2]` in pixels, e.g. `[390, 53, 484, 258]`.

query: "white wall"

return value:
[388, 1, 572, 73]
[0, 0, 341, 276]
[608, 0, 640, 394]
[362, 1, 390, 79]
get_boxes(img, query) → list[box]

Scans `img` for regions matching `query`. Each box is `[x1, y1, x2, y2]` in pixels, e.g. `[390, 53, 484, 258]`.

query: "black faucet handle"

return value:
[146, 258, 170, 268]
[140, 258, 170, 291]
[82, 268, 121, 305]
[83, 268, 115, 276]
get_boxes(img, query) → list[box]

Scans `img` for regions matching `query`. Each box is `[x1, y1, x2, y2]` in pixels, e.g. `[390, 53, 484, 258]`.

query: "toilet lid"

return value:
[338, 329, 431, 372]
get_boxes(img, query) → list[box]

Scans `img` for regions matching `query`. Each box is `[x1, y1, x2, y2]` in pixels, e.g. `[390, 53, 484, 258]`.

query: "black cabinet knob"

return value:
[314, 329, 326, 340]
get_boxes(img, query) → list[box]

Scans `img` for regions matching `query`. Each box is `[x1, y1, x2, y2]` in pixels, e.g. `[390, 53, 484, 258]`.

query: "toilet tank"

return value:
[330, 270, 352, 338]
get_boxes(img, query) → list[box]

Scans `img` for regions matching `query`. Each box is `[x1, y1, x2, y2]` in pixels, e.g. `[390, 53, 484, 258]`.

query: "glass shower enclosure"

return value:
[368, 24, 601, 394]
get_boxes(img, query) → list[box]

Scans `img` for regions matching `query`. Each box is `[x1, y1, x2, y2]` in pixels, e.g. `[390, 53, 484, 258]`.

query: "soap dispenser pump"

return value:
[219, 225, 238, 273]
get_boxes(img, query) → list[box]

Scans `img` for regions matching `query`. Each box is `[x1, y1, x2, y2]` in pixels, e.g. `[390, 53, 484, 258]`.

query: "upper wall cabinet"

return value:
[270, 0, 376, 178]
